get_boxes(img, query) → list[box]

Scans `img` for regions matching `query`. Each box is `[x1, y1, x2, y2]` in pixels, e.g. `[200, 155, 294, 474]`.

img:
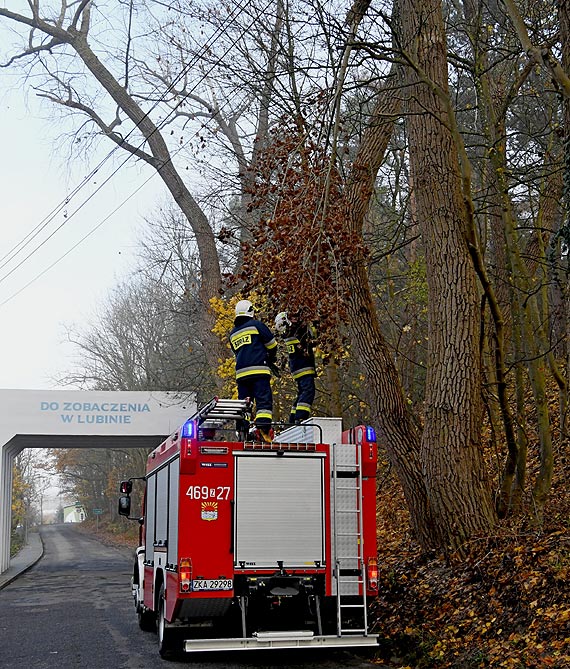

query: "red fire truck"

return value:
[118, 397, 379, 657]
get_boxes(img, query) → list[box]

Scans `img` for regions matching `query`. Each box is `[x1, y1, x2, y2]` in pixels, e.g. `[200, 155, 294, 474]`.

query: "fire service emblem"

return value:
[201, 501, 218, 521]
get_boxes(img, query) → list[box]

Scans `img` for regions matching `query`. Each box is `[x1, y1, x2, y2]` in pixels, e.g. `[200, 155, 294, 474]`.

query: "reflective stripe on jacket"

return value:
[229, 317, 277, 379]
[284, 323, 316, 377]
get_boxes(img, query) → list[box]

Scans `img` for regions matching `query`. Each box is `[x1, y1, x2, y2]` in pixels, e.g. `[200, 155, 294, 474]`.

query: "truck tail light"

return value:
[179, 435, 197, 474]
[367, 557, 378, 591]
[180, 558, 192, 593]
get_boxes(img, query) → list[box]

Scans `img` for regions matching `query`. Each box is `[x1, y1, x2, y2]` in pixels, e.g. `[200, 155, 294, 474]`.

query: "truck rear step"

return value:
[183, 631, 378, 652]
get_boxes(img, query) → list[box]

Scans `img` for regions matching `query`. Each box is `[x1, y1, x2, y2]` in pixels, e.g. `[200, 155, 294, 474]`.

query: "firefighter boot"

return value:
[248, 426, 261, 442]
[258, 426, 275, 443]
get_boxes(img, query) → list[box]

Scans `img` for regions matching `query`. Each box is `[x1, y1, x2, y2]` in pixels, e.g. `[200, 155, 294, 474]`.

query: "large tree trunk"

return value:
[559, 0, 570, 440]
[342, 260, 440, 549]
[329, 1, 440, 550]
[400, 0, 496, 548]
[339, 0, 497, 551]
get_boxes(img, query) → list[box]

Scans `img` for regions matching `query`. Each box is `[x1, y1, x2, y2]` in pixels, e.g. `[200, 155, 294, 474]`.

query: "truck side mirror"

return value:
[118, 495, 131, 517]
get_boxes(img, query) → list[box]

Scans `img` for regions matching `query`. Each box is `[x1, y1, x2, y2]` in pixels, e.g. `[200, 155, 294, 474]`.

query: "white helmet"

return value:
[274, 311, 291, 334]
[235, 299, 255, 317]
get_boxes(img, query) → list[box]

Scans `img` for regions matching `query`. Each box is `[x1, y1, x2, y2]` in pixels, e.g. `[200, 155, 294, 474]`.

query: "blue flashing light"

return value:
[181, 419, 196, 439]
[366, 426, 377, 443]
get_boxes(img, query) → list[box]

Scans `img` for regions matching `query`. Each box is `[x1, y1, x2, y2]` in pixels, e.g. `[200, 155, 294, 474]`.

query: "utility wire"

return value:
[0, 0, 276, 306]
[0, 0, 250, 272]
[0, 175, 153, 308]
[0, 0, 254, 276]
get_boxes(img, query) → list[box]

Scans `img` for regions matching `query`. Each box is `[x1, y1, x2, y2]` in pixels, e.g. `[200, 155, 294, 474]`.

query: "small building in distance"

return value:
[63, 502, 86, 523]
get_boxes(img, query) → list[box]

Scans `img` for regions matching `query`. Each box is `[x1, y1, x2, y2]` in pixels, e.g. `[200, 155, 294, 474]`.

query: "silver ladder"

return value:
[331, 441, 369, 637]
[191, 397, 252, 424]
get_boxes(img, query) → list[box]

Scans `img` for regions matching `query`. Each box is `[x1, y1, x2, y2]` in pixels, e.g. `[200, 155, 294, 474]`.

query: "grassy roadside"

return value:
[74, 517, 140, 553]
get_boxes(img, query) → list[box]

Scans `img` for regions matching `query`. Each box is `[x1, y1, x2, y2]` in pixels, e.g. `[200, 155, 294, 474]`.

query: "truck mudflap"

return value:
[183, 630, 379, 652]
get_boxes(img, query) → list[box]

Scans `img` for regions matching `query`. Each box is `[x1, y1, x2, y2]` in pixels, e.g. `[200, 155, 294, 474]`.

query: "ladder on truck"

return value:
[192, 397, 252, 424]
[331, 441, 369, 637]
[190, 397, 253, 438]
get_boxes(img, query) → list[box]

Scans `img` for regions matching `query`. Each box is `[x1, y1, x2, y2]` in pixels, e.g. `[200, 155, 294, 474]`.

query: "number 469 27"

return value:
[186, 485, 230, 500]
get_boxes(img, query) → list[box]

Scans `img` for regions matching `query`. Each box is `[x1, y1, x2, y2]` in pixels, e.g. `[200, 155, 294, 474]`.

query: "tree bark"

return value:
[329, 0, 441, 549]
[559, 0, 570, 440]
[502, 0, 570, 98]
[399, 0, 496, 548]
[462, 0, 519, 515]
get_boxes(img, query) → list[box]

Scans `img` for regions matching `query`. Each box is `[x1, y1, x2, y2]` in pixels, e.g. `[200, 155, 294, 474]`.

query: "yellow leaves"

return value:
[217, 357, 235, 379]
[216, 358, 237, 398]
[370, 434, 570, 669]
[559, 609, 570, 623]
[430, 640, 446, 659]
[531, 604, 570, 625]
[521, 572, 542, 588]
[210, 292, 265, 391]
[481, 619, 494, 634]
[210, 295, 237, 339]
[11, 463, 27, 523]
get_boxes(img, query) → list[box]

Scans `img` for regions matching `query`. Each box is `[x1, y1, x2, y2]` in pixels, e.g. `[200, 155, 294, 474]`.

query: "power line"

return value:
[0, 174, 153, 308]
[0, 0, 254, 276]
[0, 0, 276, 306]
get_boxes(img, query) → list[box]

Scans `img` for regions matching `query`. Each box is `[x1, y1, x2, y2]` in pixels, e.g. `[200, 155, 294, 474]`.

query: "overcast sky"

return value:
[0, 83, 170, 513]
[0, 84, 166, 390]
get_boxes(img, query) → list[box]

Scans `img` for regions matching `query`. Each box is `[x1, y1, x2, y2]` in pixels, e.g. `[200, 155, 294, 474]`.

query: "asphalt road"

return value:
[0, 524, 379, 668]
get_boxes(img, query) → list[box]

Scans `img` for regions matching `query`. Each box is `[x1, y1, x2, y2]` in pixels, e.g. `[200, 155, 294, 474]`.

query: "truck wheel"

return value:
[138, 605, 157, 632]
[157, 584, 178, 659]
[133, 582, 143, 613]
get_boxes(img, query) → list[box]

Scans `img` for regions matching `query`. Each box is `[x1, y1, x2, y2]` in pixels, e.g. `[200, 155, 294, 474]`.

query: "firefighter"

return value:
[274, 311, 316, 424]
[230, 299, 278, 441]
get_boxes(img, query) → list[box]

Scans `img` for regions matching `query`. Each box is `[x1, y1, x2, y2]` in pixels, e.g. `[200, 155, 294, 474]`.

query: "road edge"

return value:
[0, 530, 44, 590]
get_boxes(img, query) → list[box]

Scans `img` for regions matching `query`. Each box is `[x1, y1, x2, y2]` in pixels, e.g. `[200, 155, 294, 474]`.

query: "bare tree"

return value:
[0, 1, 226, 371]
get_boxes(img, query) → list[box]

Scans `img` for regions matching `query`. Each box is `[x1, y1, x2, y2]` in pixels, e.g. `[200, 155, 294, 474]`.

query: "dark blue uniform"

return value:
[283, 323, 316, 423]
[229, 316, 277, 428]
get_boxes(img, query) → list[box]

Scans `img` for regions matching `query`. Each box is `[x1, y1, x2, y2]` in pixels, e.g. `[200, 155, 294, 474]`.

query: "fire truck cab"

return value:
[119, 398, 379, 657]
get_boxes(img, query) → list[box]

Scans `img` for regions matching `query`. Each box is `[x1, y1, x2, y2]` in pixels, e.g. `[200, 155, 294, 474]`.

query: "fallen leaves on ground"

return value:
[371, 460, 570, 669]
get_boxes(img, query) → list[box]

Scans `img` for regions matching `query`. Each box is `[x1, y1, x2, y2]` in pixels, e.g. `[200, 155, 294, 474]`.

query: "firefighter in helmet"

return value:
[274, 310, 316, 424]
[229, 299, 278, 441]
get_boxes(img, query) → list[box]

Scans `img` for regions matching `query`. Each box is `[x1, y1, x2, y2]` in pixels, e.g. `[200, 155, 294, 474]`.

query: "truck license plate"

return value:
[192, 579, 233, 591]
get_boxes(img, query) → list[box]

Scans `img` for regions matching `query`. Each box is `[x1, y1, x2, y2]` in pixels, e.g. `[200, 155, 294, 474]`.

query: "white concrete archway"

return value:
[0, 389, 195, 574]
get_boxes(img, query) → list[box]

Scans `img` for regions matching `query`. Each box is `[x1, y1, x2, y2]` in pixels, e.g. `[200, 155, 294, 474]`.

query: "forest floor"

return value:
[370, 427, 570, 669]
[82, 435, 569, 669]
